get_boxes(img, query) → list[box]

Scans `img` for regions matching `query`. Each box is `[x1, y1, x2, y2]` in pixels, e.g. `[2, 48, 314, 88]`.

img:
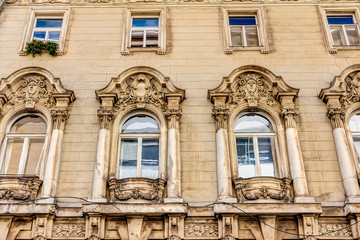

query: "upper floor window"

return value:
[121, 9, 166, 55]
[0, 114, 47, 175]
[19, 9, 70, 56]
[229, 16, 259, 47]
[319, 7, 360, 53]
[235, 114, 276, 178]
[130, 17, 159, 48]
[327, 15, 360, 46]
[118, 115, 160, 179]
[32, 18, 63, 43]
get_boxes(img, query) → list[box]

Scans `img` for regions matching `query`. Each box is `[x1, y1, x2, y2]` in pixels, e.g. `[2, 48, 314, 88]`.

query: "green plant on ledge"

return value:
[26, 40, 58, 57]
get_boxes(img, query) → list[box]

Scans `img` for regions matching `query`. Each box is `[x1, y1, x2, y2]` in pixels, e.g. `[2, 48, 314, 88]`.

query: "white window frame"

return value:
[130, 16, 160, 48]
[19, 8, 71, 56]
[222, 7, 269, 54]
[319, 6, 360, 54]
[31, 17, 63, 43]
[327, 14, 360, 46]
[0, 113, 48, 176]
[117, 114, 161, 179]
[121, 8, 166, 55]
[228, 15, 261, 47]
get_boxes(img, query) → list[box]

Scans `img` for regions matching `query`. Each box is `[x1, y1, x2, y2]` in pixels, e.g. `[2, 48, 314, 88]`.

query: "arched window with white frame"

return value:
[235, 113, 276, 178]
[118, 114, 160, 179]
[0, 113, 47, 176]
[349, 112, 360, 166]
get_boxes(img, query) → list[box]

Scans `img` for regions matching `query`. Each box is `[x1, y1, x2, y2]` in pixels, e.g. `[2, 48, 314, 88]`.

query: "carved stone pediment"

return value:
[96, 67, 185, 114]
[108, 177, 165, 202]
[209, 66, 299, 113]
[0, 68, 75, 116]
[233, 177, 292, 202]
[0, 176, 42, 201]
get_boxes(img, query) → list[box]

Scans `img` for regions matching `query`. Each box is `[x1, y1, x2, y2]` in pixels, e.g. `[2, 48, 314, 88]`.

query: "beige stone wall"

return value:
[0, 2, 358, 204]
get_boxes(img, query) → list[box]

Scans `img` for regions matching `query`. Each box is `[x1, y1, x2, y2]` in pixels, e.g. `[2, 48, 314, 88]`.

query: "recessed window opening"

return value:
[130, 16, 159, 48]
[327, 15, 360, 46]
[229, 16, 260, 47]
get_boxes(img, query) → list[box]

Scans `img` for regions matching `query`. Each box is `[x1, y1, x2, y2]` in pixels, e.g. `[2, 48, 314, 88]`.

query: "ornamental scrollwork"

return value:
[184, 223, 218, 237]
[318, 223, 352, 237]
[212, 107, 229, 130]
[281, 107, 299, 129]
[164, 107, 182, 129]
[52, 223, 86, 237]
[7, 75, 53, 109]
[116, 73, 164, 109]
[341, 71, 360, 106]
[230, 73, 277, 108]
[97, 108, 114, 129]
[0, 177, 42, 201]
[51, 109, 69, 130]
[108, 178, 165, 201]
[326, 107, 345, 129]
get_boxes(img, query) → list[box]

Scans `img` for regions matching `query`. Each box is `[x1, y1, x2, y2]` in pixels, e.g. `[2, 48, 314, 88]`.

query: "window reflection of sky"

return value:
[350, 114, 360, 131]
[235, 114, 272, 132]
[122, 116, 159, 133]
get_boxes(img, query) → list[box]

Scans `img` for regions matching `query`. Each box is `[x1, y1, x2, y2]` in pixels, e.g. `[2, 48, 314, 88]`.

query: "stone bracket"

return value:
[166, 214, 184, 240]
[86, 214, 105, 239]
[220, 214, 237, 240]
[32, 214, 54, 240]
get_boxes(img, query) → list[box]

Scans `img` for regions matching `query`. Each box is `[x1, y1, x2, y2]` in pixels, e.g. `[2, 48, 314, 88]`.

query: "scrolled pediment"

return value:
[0, 67, 75, 115]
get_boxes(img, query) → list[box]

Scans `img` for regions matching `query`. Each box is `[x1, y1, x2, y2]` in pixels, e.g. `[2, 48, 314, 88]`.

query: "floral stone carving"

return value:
[0, 176, 42, 201]
[108, 177, 165, 202]
[318, 223, 352, 237]
[184, 223, 218, 237]
[52, 223, 86, 237]
[233, 177, 292, 202]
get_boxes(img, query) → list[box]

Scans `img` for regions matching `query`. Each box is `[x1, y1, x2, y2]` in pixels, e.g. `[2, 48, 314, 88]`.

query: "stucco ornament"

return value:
[168, 234, 181, 240]
[318, 223, 352, 237]
[341, 71, 360, 105]
[52, 223, 86, 237]
[222, 235, 235, 240]
[33, 235, 46, 240]
[87, 235, 100, 240]
[0, 177, 42, 201]
[184, 223, 218, 237]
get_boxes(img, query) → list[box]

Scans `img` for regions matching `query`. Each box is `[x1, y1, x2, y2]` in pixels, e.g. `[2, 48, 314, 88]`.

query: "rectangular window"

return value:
[19, 9, 70, 56]
[327, 15, 360, 46]
[229, 16, 259, 47]
[222, 8, 269, 54]
[121, 9, 166, 55]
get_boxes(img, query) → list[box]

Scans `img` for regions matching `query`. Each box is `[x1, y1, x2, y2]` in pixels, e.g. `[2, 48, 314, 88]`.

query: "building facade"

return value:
[0, 0, 359, 239]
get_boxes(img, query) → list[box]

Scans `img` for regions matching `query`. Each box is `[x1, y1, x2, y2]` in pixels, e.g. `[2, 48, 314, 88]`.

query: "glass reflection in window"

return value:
[119, 115, 159, 179]
[235, 114, 276, 178]
[350, 113, 360, 165]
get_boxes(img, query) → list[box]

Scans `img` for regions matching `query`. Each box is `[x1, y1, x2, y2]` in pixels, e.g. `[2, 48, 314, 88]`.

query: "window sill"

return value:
[121, 47, 166, 55]
[224, 46, 269, 54]
[328, 45, 360, 54]
[233, 176, 292, 202]
[0, 176, 42, 201]
[108, 177, 165, 202]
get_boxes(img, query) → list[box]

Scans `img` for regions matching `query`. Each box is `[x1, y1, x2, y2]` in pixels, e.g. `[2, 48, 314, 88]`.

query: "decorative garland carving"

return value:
[116, 73, 164, 109]
[52, 223, 86, 237]
[7, 75, 53, 109]
[326, 107, 345, 129]
[281, 107, 299, 129]
[97, 108, 114, 129]
[233, 177, 292, 202]
[0, 177, 42, 200]
[108, 178, 165, 201]
[318, 223, 352, 237]
[184, 223, 218, 237]
[230, 73, 277, 108]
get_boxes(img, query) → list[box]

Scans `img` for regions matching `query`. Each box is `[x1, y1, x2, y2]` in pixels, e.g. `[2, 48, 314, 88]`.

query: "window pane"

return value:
[131, 31, 144, 47]
[350, 113, 360, 131]
[229, 17, 256, 25]
[146, 30, 158, 47]
[141, 138, 159, 178]
[258, 137, 275, 177]
[35, 19, 63, 28]
[119, 139, 138, 178]
[33, 32, 46, 40]
[245, 26, 259, 46]
[24, 138, 45, 174]
[4, 138, 23, 174]
[132, 18, 159, 27]
[330, 26, 346, 45]
[345, 25, 360, 45]
[235, 114, 273, 133]
[327, 16, 354, 24]
[236, 137, 256, 178]
[48, 31, 60, 41]
[122, 115, 159, 133]
[353, 136, 360, 165]
[10, 116, 47, 134]
[230, 26, 243, 46]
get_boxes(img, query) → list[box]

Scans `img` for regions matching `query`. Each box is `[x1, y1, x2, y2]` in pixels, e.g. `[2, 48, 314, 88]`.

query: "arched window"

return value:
[349, 113, 360, 165]
[0, 114, 47, 175]
[235, 113, 276, 178]
[118, 115, 160, 179]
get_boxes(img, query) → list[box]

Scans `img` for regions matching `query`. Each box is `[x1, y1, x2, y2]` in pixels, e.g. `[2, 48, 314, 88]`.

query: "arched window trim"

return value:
[0, 112, 50, 177]
[116, 111, 162, 179]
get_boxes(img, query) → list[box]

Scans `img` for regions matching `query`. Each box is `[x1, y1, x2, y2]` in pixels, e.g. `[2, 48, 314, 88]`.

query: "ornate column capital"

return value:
[51, 109, 69, 130]
[280, 107, 299, 129]
[326, 107, 345, 129]
[212, 107, 229, 131]
[97, 108, 114, 130]
[164, 107, 182, 129]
